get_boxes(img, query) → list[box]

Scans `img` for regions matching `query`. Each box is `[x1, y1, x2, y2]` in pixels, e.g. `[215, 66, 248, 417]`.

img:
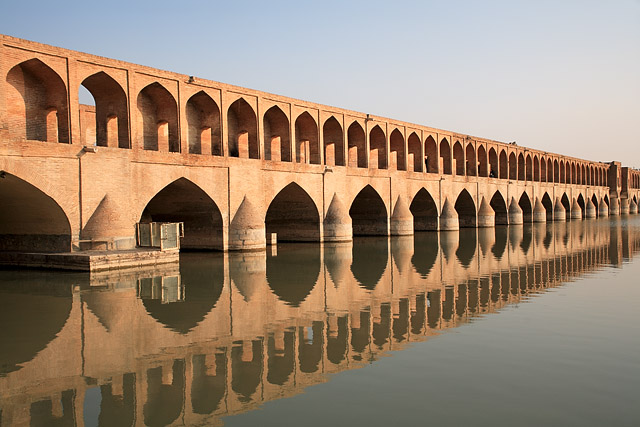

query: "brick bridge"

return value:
[1, 34, 639, 253]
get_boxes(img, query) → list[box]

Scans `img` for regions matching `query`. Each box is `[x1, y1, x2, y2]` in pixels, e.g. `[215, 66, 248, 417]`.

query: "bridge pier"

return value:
[598, 198, 609, 218]
[323, 194, 353, 242]
[508, 197, 523, 225]
[228, 197, 266, 251]
[620, 198, 630, 215]
[585, 199, 597, 218]
[554, 197, 566, 222]
[439, 199, 459, 231]
[533, 198, 547, 222]
[477, 197, 495, 227]
[570, 199, 582, 220]
[390, 196, 413, 236]
[629, 199, 638, 214]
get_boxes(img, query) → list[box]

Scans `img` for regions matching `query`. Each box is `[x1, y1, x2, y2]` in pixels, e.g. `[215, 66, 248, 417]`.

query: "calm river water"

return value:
[1, 217, 639, 426]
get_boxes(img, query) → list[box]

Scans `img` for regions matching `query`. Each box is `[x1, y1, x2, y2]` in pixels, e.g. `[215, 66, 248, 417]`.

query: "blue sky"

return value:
[2, 0, 638, 165]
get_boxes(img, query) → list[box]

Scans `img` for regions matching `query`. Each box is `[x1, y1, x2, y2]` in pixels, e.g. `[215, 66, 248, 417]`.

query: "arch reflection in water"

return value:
[1, 217, 640, 426]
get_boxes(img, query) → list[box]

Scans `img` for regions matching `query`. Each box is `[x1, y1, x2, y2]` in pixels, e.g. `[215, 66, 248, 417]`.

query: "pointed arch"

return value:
[265, 183, 320, 241]
[533, 155, 540, 181]
[137, 82, 179, 152]
[499, 150, 508, 179]
[554, 159, 560, 183]
[349, 185, 387, 235]
[410, 188, 438, 231]
[517, 153, 525, 181]
[489, 148, 498, 178]
[540, 156, 547, 182]
[591, 194, 599, 215]
[80, 71, 129, 148]
[0, 171, 72, 252]
[453, 141, 465, 176]
[542, 193, 553, 221]
[440, 138, 452, 175]
[525, 154, 533, 181]
[228, 97, 258, 158]
[267, 245, 320, 306]
[490, 191, 508, 225]
[509, 152, 517, 180]
[454, 189, 476, 228]
[560, 160, 566, 183]
[424, 135, 438, 173]
[466, 143, 477, 176]
[322, 116, 344, 166]
[519, 192, 532, 223]
[389, 128, 406, 171]
[264, 105, 291, 162]
[186, 91, 221, 155]
[140, 178, 223, 250]
[577, 193, 586, 217]
[369, 125, 387, 169]
[581, 164, 586, 185]
[6, 58, 70, 143]
[347, 121, 366, 168]
[547, 158, 553, 182]
[477, 145, 488, 177]
[407, 132, 421, 172]
[295, 112, 319, 164]
[561, 193, 571, 219]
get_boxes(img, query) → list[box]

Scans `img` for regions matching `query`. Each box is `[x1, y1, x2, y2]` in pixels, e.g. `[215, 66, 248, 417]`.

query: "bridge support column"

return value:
[533, 197, 547, 222]
[228, 197, 266, 251]
[553, 197, 566, 222]
[323, 194, 353, 242]
[609, 195, 620, 216]
[598, 198, 609, 218]
[439, 198, 459, 231]
[570, 199, 582, 220]
[508, 197, 523, 225]
[477, 197, 495, 227]
[585, 199, 597, 218]
[390, 196, 414, 235]
[629, 199, 638, 214]
[620, 198, 630, 215]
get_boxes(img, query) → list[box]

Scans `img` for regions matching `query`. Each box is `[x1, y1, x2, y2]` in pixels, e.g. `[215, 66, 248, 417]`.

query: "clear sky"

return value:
[1, 0, 638, 166]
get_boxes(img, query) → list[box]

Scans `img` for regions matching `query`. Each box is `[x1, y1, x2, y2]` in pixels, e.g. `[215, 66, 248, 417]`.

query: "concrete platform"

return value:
[0, 248, 179, 272]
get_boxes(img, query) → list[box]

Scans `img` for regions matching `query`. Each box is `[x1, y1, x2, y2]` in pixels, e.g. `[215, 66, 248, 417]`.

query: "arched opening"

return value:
[186, 91, 221, 155]
[542, 193, 553, 221]
[561, 193, 571, 219]
[369, 125, 387, 169]
[554, 160, 560, 183]
[322, 116, 344, 166]
[581, 165, 586, 185]
[412, 233, 438, 277]
[533, 156, 540, 181]
[389, 129, 406, 170]
[489, 148, 498, 178]
[490, 191, 508, 225]
[591, 194, 599, 215]
[347, 121, 366, 168]
[560, 161, 566, 183]
[519, 192, 532, 223]
[456, 229, 477, 267]
[350, 185, 387, 235]
[410, 188, 438, 231]
[232, 340, 262, 402]
[499, 150, 508, 179]
[509, 152, 517, 180]
[264, 105, 291, 162]
[440, 138, 452, 175]
[525, 155, 533, 181]
[590, 166, 594, 186]
[80, 71, 129, 148]
[577, 194, 586, 217]
[351, 238, 388, 290]
[453, 141, 465, 176]
[425, 135, 438, 173]
[191, 353, 226, 414]
[572, 163, 577, 185]
[540, 157, 547, 182]
[604, 194, 610, 208]
[567, 162, 573, 184]
[407, 132, 422, 172]
[517, 153, 525, 180]
[547, 159, 553, 182]
[454, 189, 476, 228]
[265, 183, 320, 241]
[466, 143, 477, 176]
[137, 82, 179, 152]
[298, 321, 323, 372]
[140, 178, 223, 250]
[6, 59, 69, 143]
[0, 171, 71, 252]
[228, 98, 258, 158]
[477, 145, 488, 177]
[144, 361, 185, 425]
[295, 112, 320, 164]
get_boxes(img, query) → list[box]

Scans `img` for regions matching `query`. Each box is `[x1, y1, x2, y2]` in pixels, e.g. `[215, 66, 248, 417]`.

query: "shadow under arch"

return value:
[456, 228, 477, 268]
[232, 340, 263, 403]
[0, 171, 71, 252]
[143, 360, 185, 427]
[266, 244, 320, 306]
[327, 315, 349, 365]
[350, 185, 388, 235]
[412, 233, 438, 277]
[542, 192, 553, 221]
[492, 226, 508, 260]
[140, 178, 223, 250]
[410, 188, 438, 231]
[137, 82, 179, 152]
[519, 192, 533, 222]
[490, 191, 508, 225]
[455, 189, 476, 228]
[265, 182, 320, 242]
[267, 330, 295, 385]
[141, 254, 224, 334]
[191, 352, 227, 414]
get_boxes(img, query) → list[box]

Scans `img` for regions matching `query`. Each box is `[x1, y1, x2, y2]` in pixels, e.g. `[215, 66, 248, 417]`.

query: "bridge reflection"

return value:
[0, 218, 639, 426]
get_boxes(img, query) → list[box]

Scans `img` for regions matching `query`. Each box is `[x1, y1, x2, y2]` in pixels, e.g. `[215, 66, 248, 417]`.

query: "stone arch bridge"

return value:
[1, 34, 639, 253]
